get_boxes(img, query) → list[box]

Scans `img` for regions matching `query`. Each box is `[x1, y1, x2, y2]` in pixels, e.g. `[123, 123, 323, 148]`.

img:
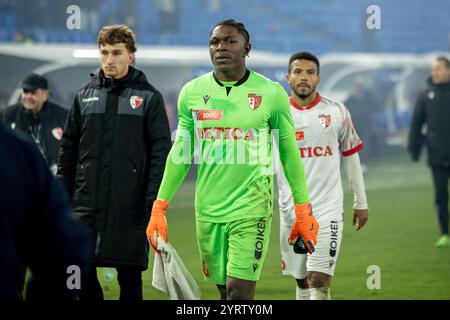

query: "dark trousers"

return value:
[431, 165, 450, 235]
[80, 265, 143, 301]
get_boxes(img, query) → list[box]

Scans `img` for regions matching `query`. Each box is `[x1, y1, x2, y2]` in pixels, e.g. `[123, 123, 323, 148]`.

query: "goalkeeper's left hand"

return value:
[288, 202, 319, 254]
[146, 199, 169, 254]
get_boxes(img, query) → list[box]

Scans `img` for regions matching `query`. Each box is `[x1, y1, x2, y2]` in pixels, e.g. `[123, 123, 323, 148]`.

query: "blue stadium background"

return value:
[1, 0, 449, 54]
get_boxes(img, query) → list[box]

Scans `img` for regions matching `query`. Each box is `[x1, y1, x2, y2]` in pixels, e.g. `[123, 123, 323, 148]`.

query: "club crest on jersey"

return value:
[319, 114, 331, 129]
[52, 127, 63, 140]
[248, 93, 262, 110]
[130, 96, 143, 109]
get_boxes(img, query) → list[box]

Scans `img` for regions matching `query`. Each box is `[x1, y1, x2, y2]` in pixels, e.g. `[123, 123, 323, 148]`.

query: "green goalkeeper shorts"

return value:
[196, 215, 272, 285]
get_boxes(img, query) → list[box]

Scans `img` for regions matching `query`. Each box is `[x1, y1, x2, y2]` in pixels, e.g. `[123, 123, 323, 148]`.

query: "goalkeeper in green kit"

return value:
[146, 19, 318, 300]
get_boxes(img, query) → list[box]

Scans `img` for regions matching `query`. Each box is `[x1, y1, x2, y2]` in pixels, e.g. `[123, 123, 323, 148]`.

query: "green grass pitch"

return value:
[99, 152, 450, 300]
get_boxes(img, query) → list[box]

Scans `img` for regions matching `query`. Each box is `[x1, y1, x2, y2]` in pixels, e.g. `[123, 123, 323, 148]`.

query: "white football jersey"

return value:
[276, 93, 363, 223]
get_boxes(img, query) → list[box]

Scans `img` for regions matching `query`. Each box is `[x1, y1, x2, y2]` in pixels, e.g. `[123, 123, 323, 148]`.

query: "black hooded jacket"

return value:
[408, 78, 450, 166]
[57, 65, 171, 269]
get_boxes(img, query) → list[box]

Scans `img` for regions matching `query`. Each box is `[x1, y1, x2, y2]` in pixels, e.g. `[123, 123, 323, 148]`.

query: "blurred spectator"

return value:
[14, 31, 33, 44]
[408, 56, 450, 247]
[0, 123, 90, 301]
[14, 31, 24, 42]
[155, 0, 180, 34]
[344, 78, 381, 170]
[0, 73, 68, 174]
[118, 0, 137, 29]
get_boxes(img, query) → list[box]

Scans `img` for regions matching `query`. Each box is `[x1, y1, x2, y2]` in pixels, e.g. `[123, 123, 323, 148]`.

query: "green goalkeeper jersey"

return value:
[158, 69, 309, 222]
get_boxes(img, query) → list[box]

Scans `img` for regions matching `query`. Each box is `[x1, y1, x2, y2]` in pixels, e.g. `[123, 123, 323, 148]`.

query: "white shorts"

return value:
[280, 217, 344, 279]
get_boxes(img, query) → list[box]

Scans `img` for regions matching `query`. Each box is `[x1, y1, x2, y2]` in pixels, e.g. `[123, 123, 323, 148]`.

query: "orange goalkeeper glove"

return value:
[288, 202, 319, 254]
[146, 199, 169, 253]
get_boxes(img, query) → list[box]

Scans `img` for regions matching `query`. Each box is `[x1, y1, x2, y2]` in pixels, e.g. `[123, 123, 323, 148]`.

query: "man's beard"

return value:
[296, 88, 315, 99]
[298, 92, 312, 99]
[293, 83, 316, 100]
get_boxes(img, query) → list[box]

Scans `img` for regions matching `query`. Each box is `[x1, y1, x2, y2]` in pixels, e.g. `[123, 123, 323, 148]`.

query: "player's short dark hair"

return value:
[210, 19, 250, 43]
[288, 51, 320, 75]
[436, 56, 450, 69]
[97, 24, 137, 53]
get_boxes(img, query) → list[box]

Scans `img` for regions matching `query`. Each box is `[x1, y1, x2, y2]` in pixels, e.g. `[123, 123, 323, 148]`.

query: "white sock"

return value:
[309, 287, 331, 300]
[296, 286, 311, 300]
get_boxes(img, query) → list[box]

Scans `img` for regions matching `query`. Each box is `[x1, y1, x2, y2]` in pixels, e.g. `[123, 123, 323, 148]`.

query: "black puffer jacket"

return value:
[1, 101, 68, 167]
[57, 66, 171, 269]
[408, 78, 450, 166]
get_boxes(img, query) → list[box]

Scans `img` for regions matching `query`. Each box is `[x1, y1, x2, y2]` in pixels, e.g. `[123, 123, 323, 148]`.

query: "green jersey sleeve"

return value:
[156, 84, 194, 202]
[269, 85, 310, 204]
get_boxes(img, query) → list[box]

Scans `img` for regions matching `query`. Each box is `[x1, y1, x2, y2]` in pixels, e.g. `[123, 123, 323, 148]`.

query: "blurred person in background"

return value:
[0, 73, 68, 174]
[408, 56, 450, 248]
[344, 78, 380, 173]
[57, 24, 171, 301]
[155, 0, 180, 34]
[0, 123, 89, 301]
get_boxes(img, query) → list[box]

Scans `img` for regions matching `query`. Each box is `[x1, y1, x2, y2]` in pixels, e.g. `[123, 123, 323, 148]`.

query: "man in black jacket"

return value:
[0, 123, 89, 301]
[408, 56, 450, 247]
[1, 73, 68, 174]
[57, 24, 172, 301]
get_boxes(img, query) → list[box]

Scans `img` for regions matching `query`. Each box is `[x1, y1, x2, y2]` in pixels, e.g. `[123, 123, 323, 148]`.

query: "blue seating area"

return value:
[1, 0, 449, 54]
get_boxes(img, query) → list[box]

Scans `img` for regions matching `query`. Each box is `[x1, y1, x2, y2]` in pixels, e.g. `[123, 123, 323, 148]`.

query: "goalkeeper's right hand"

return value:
[146, 199, 169, 253]
[288, 202, 319, 254]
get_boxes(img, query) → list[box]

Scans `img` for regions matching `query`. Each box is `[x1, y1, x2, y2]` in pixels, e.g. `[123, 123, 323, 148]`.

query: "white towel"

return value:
[152, 237, 201, 300]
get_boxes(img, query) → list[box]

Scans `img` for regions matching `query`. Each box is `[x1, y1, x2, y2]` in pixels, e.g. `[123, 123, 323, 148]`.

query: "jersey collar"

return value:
[290, 93, 321, 111]
[213, 69, 250, 87]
